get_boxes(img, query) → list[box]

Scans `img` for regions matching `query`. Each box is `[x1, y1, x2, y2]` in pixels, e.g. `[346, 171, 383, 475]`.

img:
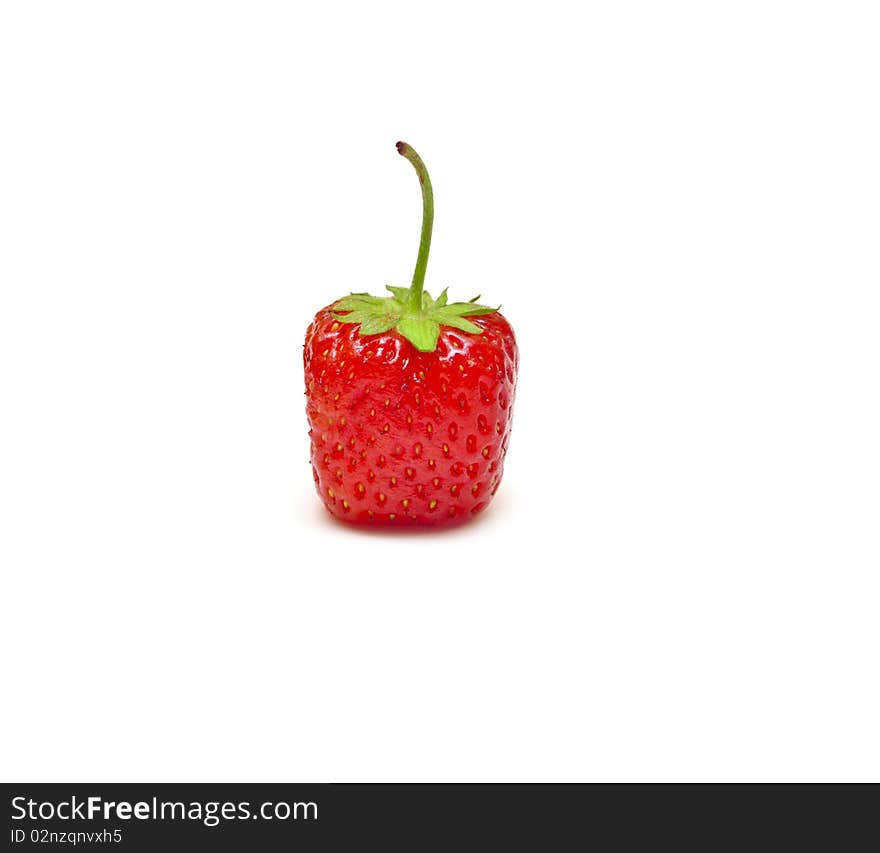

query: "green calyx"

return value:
[331, 142, 498, 353]
[333, 287, 497, 352]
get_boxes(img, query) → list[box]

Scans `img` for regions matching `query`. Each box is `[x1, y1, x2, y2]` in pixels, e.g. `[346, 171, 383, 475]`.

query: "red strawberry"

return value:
[304, 142, 518, 527]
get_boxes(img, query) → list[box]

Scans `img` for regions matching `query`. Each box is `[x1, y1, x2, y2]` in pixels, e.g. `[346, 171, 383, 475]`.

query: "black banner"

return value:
[2, 783, 876, 850]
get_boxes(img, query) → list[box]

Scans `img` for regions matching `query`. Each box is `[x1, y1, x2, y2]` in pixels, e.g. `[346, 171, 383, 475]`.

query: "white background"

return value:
[1, 1, 878, 782]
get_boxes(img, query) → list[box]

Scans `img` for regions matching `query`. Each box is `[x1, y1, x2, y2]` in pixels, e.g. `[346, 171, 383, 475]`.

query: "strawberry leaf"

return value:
[358, 314, 400, 335]
[397, 316, 440, 352]
[385, 285, 410, 302]
[334, 294, 386, 312]
[439, 302, 498, 317]
[436, 315, 483, 334]
[331, 284, 497, 352]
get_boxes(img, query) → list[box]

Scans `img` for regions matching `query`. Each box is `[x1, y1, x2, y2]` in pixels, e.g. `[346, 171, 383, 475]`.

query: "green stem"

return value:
[396, 141, 434, 312]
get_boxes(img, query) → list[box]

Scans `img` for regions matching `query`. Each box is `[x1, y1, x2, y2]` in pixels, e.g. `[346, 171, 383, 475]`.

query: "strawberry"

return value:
[304, 142, 518, 527]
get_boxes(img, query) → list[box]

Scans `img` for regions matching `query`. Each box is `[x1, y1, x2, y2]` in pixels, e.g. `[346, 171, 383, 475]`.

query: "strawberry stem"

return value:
[396, 141, 434, 312]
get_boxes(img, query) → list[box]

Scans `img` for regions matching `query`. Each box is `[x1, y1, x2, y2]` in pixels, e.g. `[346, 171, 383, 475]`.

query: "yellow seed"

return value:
[482, 447, 489, 458]
[378, 492, 387, 504]
[370, 408, 376, 417]
[390, 477, 397, 486]
[450, 484, 459, 496]
[402, 499, 410, 508]
[334, 392, 340, 401]
[340, 416, 346, 426]
[331, 322, 340, 331]
[322, 349, 329, 358]
[389, 513, 396, 520]
[419, 371, 426, 380]
[429, 500, 438, 510]
[327, 487, 335, 499]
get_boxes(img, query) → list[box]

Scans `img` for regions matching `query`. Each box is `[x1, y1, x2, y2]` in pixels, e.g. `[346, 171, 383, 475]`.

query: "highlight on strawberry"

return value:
[304, 142, 518, 527]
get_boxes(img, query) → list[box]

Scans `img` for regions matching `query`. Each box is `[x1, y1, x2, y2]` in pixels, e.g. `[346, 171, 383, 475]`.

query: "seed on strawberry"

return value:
[304, 142, 518, 527]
